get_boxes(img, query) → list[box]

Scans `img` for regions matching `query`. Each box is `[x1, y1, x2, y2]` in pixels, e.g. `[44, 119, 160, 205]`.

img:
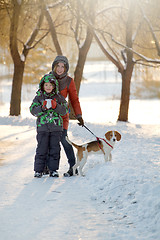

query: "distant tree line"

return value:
[0, 0, 160, 121]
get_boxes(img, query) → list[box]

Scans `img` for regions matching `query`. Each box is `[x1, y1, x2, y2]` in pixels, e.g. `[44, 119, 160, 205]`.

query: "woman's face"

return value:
[43, 82, 54, 93]
[55, 62, 65, 75]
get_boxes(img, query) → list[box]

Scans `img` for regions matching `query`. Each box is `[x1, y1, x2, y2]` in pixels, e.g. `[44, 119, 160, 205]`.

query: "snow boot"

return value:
[49, 171, 59, 177]
[34, 172, 42, 178]
[63, 168, 78, 177]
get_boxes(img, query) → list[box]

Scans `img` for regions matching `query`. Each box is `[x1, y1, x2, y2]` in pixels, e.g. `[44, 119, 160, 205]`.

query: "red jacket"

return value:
[58, 76, 82, 130]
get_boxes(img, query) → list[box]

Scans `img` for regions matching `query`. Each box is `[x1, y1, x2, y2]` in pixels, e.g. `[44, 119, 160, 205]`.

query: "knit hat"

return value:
[52, 55, 69, 73]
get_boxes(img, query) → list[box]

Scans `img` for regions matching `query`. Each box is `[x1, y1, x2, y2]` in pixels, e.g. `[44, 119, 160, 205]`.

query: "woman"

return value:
[50, 55, 84, 177]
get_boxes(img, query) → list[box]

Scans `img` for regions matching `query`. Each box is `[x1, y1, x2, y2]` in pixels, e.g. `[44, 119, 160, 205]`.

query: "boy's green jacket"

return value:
[30, 88, 68, 133]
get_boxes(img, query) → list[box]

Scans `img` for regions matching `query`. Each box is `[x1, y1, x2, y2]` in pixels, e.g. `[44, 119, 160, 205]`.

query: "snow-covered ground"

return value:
[0, 62, 160, 239]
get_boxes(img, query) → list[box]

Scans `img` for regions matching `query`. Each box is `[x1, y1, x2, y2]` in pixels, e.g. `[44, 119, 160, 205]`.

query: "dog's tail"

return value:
[66, 136, 81, 150]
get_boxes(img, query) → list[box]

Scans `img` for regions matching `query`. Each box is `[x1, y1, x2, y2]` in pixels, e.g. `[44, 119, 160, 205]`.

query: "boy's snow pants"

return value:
[34, 131, 62, 173]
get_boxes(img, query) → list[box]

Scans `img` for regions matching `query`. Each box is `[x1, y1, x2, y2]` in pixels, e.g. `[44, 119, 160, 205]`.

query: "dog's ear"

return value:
[105, 131, 112, 141]
[115, 131, 121, 141]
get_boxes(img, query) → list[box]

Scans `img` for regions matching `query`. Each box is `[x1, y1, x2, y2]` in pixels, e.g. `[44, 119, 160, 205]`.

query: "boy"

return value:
[30, 74, 68, 178]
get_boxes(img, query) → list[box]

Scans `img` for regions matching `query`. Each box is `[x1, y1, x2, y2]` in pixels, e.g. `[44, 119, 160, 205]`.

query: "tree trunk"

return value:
[44, 6, 62, 55]
[118, 0, 135, 122]
[69, 28, 93, 119]
[10, 61, 25, 115]
[74, 47, 90, 94]
[9, 0, 44, 116]
[118, 65, 134, 121]
[69, 0, 95, 119]
[9, 0, 22, 116]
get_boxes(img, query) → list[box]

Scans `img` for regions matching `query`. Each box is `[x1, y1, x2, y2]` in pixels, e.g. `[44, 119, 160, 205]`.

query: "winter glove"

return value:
[46, 99, 52, 109]
[77, 117, 84, 126]
[51, 99, 57, 109]
[42, 100, 47, 110]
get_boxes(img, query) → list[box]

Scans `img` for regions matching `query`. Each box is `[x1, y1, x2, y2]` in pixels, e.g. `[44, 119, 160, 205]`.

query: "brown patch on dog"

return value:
[87, 140, 103, 152]
[77, 147, 86, 162]
[105, 131, 113, 141]
[70, 141, 81, 150]
[115, 131, 121, 141]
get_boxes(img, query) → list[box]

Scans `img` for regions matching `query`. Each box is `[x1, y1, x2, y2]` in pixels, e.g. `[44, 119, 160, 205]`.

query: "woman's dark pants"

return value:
[60, 129, 76, 168]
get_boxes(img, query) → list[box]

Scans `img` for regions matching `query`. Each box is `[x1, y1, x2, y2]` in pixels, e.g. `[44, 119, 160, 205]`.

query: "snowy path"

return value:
[0, 124, 110, 240]
[0, 119, 160, 240]
[1, 173, 109, 240]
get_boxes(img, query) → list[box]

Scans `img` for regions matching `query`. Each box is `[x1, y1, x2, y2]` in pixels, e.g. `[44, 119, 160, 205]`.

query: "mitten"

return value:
[51, 99, 57, 109]
[77, 117, 84, 126]
[42, 100, 47, 110]
[46, 99, 52, 109]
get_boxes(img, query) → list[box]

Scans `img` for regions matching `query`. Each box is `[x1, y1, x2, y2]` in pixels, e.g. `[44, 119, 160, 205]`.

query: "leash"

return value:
[83, 125, 106, 153]
[72, 115, 113, 150]
[97, 137, 113, 149]
[84, 126, 113, 150]
[83, 125, 97, 138]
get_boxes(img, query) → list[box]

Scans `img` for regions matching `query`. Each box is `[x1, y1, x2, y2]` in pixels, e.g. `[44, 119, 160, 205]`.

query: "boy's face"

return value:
[44, 82, 55, 93]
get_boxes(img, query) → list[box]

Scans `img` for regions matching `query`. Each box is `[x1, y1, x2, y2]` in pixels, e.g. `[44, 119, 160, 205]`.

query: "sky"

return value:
[0, 62, 160, 240]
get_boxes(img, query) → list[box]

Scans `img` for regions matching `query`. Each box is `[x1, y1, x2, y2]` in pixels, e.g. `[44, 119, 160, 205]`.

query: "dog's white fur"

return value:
[66, 130, 121, 176]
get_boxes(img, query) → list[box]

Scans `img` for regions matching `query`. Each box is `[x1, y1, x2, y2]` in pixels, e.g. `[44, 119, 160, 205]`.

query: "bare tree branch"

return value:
[97, 5, 126, 16]
[47, 0, 66, 9]
[29, 30, 50, 49]
[43, 3, 62, 55]
[138, 1, 160, 56]
[101, 32, 124, 71]
[111, 33, 160, 64]
[96, 28, 160, 64]
[23, 7, 44, 57]
[93, 31, 124, 73]
[76, 3, 124, 73]
[132, 17, 144, 43]
[67, 2, 81, 47]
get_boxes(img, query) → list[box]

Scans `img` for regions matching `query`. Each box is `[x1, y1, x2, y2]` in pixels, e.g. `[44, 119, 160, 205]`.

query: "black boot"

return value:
[63, 168, 78, 177]
[49, 171, 59, 177]
[34, 172, 42, 178]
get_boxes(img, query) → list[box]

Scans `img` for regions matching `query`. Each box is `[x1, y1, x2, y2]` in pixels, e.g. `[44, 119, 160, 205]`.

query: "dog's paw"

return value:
[81, 173, 85, 177]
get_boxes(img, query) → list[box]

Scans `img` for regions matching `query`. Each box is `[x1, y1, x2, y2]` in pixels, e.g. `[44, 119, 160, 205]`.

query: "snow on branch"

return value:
[47, 0, 66, 9]
[17, 0, 22, 5]
[20, 53, 25, 62]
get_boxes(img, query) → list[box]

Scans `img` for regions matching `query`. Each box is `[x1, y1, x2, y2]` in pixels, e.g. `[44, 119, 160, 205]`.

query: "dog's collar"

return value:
[97, 137, 113, 149]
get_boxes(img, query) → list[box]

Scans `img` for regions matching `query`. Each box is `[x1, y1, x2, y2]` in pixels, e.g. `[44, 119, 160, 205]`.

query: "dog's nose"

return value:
[113, 138, 116, 142]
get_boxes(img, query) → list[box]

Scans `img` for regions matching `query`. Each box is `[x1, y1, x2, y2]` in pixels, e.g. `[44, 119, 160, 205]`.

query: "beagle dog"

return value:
[66, 131, 121, 176]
